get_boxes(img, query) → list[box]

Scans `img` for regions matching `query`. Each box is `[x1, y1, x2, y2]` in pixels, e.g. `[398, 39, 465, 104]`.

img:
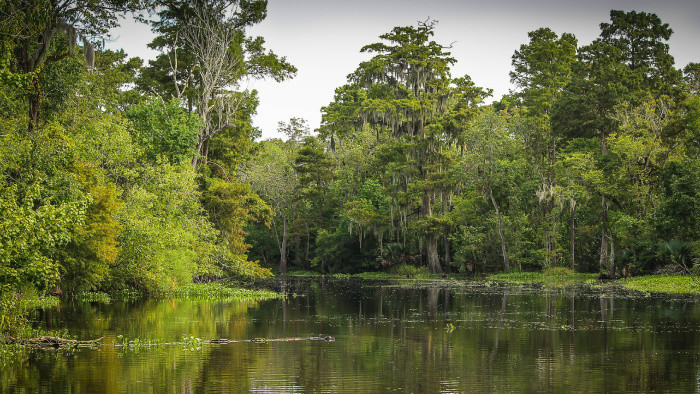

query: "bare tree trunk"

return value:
[280, 216, 288, 274]
[551, 201, 558, 267]
[422, 194, 442, 274]
[489, 187, 510, 273]
[570, 202, 576, 271]
[600, 198, 608, 272]
[294, 188, 301, 267]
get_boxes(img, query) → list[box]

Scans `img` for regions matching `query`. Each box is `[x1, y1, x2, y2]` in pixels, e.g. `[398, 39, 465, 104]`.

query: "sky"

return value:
[108, 0, 700, 140]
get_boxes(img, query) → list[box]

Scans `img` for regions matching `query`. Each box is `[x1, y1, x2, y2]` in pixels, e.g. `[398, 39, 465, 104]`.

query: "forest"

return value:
[0, 0, 698, 305]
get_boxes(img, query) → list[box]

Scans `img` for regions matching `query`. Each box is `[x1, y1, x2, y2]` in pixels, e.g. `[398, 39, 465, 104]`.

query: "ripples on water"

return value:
[3, 277, 700, 392]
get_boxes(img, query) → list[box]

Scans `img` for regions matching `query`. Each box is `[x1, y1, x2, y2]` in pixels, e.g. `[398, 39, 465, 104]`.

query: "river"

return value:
[3, 277, 700, 392]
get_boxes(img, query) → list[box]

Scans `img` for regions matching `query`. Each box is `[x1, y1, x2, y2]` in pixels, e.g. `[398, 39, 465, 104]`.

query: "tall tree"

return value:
[323, 21, 488, 273]
[242, 135, 302, 274]
[510, 27, 578, 268]
[553, 10, 681, 277]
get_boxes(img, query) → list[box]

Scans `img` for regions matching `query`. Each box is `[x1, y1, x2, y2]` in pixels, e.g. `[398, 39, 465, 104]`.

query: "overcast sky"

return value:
[108, 0, 700, 140]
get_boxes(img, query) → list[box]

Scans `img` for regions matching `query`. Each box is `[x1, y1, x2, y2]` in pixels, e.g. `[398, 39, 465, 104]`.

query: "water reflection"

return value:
[3, 278, 700, 392]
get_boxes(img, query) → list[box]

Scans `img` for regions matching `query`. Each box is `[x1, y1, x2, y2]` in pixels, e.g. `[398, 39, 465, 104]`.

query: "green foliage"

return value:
[0, 122, 90, 291]
[57, 162, 122, 293]
[511, 27, 577, 115]
[114, 162, 218, 293]
[0, 288, 59, 336]
[126, 98, 199, 164]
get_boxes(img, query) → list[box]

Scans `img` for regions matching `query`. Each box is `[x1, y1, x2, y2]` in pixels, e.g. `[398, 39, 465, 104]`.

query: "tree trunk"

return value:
[422, 194, 441, 274]
[279, 216, 288, 274]
[192, 135, 205, 168]
[600, 197, 608, 272]
[443, 229, 451, 274]
[570, 203, 576, 271]
[294, 235, 301, 267]
[551, 201, 558, 267]
[608, 230, 615, 279]
[442, 193, 451, 274]
[426, 233, 441, 274]
[489, 187, 510, 273]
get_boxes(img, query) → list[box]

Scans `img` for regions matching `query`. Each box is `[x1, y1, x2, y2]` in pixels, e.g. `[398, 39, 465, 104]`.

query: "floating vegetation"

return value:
[285, 271, 323, 277]
[619, 275, 700, 295]
[74, 291, 111, 304]
[167, 282, 281, 301]
[487, 269, 598, 288]
[109, 288, 145, 302]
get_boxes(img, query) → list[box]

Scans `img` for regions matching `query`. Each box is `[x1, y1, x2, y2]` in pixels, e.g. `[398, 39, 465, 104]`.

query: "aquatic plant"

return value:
[167, 282, 281, 301]
[74, 291, 111, 304]
[619, 275, 700, 295]
[487, 269, 597, 288]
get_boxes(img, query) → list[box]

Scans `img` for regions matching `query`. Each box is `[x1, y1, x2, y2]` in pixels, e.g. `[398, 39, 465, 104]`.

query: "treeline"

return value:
[0, 4, 697, 303]
[244, 11, 698, 277]
[0, 0, 295, 296]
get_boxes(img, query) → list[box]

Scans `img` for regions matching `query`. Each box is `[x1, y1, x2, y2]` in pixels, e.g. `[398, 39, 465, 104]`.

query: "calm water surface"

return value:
[3, 277, 700, 392]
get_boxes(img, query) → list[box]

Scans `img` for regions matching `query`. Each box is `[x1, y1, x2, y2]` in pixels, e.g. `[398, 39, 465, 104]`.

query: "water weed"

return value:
[487, 269, 597, 288]
[167, 282, 281, 301]
[619, 275, 700, 295]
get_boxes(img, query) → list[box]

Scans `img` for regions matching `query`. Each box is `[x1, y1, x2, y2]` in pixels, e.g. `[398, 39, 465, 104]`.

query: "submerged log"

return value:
[207, 336, 335, 344]
[10, 336, 104, 349]
[6, 335, 333, 349]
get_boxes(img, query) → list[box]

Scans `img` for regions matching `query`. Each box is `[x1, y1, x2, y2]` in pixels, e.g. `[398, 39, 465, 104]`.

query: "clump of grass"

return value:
[284, 270, 321, 277]
[619, 275, 700, 295]
[351, 266, 465, 281]
[488, 268, 597, 288]
[168, 282, 281, 301]
[75, 291, 111, 304]
[544, 267, 575, 276]
[20, 294, 60, 310]
[353, 271, 398, 280]
[109, 288, 144, 302]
